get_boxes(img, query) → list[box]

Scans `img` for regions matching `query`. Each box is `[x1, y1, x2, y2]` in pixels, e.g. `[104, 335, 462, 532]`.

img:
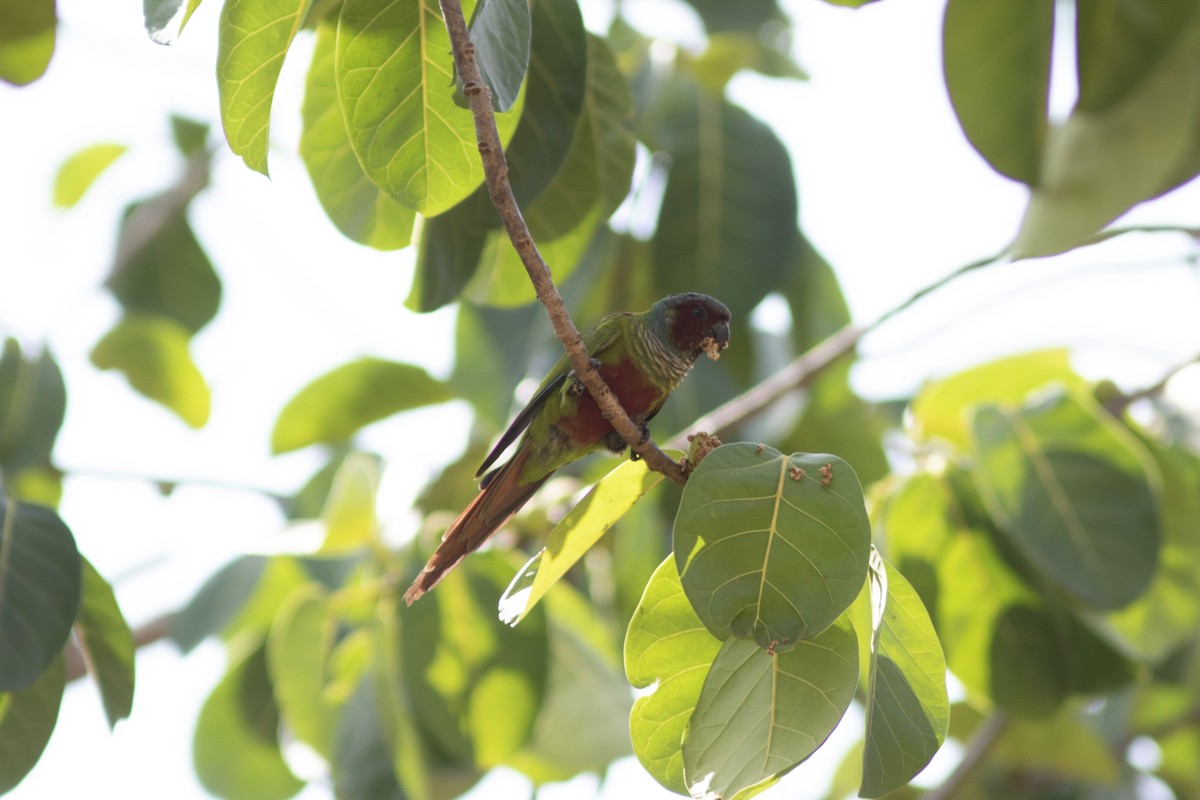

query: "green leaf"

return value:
[333, 674, 407, 800]
[272, 357, 454, 453]
[942, 0, 1053, 185]
[992, 712, 1121, 785]
[0, 339, 66, 475]
[0, 654, 64, 793]
[687, 31, 808, 92]
[52, 144, 127, 208]
[449, 302, 542, 431]
[300, 19, 415, 250]
[108, 198, 222, 334]
[170, 114, 210, 157]
[860, 552, 949, 798]
[320, 452, 381, 553]
[499, 455, 670, 624]
[0, 0, 55, 86]
[681, 0, 783, 33]
[335, 0, 521, 215]
[1075, 0, 1199, 112]
[170, 555, 267, 653]
[0, 499, 80, 692]
[268, 584, 338, 757]
[1012, 16, 1200, 256]
[74, 558, 135, 729]
[625, 557, 722, 795]
[217, 0, 314, 175]
[462, 0, 531, 113]
[682, 616, 859, 800]
[401, 551, 549, 767]
[674, 445, 871, 649]
[909, 349, 1087, 450]
[90, 313, 211, 428]
[193, 641, 305, 800]
[144, 0, 205, 45]
[969, 387, 1161, 610]
[651, 89, 796, 322]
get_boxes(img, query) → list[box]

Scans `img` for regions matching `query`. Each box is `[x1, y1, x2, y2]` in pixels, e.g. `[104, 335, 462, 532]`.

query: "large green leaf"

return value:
[651, 88, 796, 322]
[992, 712, 1121, 785]
[401, 551, 548, 767]
[0, 499, 80, 692]
[499, 455, 670, 624]
[108, 198, 222, 334]
[0, 0, 55, 86]
[942, 0, 1053, 185]
[74, 559, 135, 730]
[144, 0, 205, 45]
[320, 452, 381, 554]
[681, 0, 783, 33]
[170, 555, 268, 653]
[90, 314, 211, 428]
[969, 388, 1160, 610]
[681, 616, 859, 800]
[334, 0, 521, 215]
[1075, 0, 1199, 112]
[332, 675, 407, 800]
[217, 0, 314, 175]
[194, 641, 305, 800]
[462, 0, 530, 112]
[860, 552, 949, 798]
[52, 144, 127, 208]
[675, 445, 871, 650]
[300, 19, 415, 250]
[271, 357, 454, 453]
[268, 584, 338, 757]
[1013, 14, 1200, 256]
[625, 557, 722, 795]
[0, 339, 66, 475]
[0, 654, 64, 793]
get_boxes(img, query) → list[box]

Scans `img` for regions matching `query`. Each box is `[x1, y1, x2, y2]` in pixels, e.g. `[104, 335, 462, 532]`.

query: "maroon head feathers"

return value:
[658, 293, 732, 357]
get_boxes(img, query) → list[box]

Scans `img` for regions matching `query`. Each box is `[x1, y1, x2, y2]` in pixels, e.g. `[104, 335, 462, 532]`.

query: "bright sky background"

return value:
[3, 0, 1200, 798]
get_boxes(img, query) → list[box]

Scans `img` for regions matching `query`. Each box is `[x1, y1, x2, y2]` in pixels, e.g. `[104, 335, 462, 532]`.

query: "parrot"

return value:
[403, 292, 731, 604]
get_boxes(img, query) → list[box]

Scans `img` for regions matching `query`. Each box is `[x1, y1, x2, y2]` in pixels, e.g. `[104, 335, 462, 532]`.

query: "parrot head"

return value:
[658, 293, 732, 360]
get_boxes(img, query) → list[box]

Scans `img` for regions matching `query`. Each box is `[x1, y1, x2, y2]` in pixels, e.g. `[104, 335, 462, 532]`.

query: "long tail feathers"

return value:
[404, 448, 547, 605]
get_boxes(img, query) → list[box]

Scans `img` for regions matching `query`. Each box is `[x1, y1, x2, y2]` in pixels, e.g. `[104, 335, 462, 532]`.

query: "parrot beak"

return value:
[711, 320, 730, 350]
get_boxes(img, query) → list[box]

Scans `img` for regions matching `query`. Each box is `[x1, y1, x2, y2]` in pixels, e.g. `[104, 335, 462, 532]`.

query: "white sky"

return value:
[3, 0, 1199, 798]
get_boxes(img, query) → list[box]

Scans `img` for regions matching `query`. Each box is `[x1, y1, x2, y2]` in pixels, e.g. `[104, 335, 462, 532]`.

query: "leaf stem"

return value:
[436, 0, 685, 485]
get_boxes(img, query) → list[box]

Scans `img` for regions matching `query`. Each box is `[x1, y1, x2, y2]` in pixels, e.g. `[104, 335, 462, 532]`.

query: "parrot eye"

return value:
[692, 306, 706, 319]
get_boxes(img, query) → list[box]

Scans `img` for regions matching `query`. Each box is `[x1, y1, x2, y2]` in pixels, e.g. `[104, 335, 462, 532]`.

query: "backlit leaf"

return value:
[268, 584, 337, 756]
[52, 144, 127, 208]
[0, 339, 66, 475]
[0, 0, 56, 86]
[217, 0, 314, 175]
[675, 445, 871, 649]
[170, 555, 268, 653]
[0, 655, 64, 793]
[74, 559, 135, 729]
[320, 452, 381, 553]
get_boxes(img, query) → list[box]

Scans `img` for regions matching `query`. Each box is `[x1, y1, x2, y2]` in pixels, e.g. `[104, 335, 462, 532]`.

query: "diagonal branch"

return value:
[436, 0, 685, 485]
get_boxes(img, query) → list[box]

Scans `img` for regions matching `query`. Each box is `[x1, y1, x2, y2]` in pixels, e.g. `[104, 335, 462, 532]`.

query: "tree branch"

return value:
[436, 0, 686, 485]
[921, 712, 1008, 800]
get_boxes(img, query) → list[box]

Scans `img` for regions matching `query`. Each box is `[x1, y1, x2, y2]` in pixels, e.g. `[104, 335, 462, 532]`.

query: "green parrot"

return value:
[404, 292, 731, 604]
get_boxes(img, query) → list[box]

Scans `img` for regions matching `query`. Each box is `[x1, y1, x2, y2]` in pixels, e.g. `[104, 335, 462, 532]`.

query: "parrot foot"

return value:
[611, 423, 652, 459]
[568, 358, 604, 397]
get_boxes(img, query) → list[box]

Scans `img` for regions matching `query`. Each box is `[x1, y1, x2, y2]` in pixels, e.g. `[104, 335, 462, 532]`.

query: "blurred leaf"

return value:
[1013, 16, 1200, 256]
[75, 558, 135, 729]
[320, 452, 381, 554]
[217, 0, 313, 175]
[860, 552, 949, 798]
[144, 0, 205, 45]
[170, 114, 210, 158]
[52, 144, 127, 208]
[992, 712, 1121, 785]
[170, 555, 267, 653]
[272, 357, 454, 453]
[675, 445, 871, 649]
[0, 0, 55, 86]
[681, 616, 859, 800]
[5, 465, 64, 508]
[109, 198, 222, 334]
[223, 558, 313, 642]
[332, 675, 407, 800]
[942, 0, 1052, 185]
[1075, 0, 1199, 112]
[499, 455, 670, 624]
[625, 557, 722, 795]
[334, 0, 521, 215]
[401, 551, 549, 768]
[680, 0, 783, 33]
[90, 313, 211, 428]
[450, 302, 542, 431]
[300, 20, 415, 250]
[268, 584, 337, 757]
[0, 499, 80, 692]
[284, 443, 351, 520]
[0, 339, 66, 475]
[687, 31, 806, 92]
[909, 349, 1086, 450]
[969, 387, 1160, 610]
[460, 0, 531, 112]
[0, 655, 64, 794]
[652, 87, 796, 322]
[193, 641, 304, 800]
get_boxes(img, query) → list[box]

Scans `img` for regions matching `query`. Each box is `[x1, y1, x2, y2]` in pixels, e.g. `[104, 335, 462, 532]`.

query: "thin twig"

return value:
[1107, 351, 1200, 416]
[921, 712, 1008, 800]
[437, 0, 685, 485]
[66, 614, 174, 683]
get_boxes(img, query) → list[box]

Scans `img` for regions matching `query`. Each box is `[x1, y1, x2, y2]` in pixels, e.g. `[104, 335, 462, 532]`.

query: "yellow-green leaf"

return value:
[52, 144, 127, 208]
[0, 0, 56, 87]
[268, 585, 338, 757]
[320, 452, 381, 553]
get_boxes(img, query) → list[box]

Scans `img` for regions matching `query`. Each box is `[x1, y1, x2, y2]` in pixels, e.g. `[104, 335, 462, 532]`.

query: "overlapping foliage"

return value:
[3, 0, 1200, 798]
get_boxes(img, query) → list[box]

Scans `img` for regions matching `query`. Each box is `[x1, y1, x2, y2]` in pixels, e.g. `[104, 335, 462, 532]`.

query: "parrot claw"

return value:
[568, 358, 603, 396]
